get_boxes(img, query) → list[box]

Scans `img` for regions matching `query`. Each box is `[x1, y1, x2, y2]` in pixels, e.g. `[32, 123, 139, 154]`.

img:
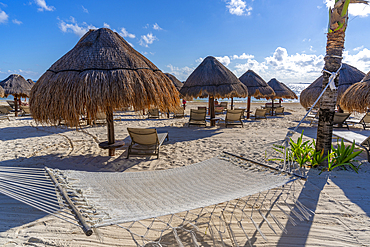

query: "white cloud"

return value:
[215, 56, 231, 66]
[153, 23, 163, 30]
[58, 17, 96, 37]
[34, 0, 55, 12]
[354, 45, 364, 51]
[139, 33, 157, 47]
[232, 53, 254, 60]
[119, 27, 135, 39]
[195, 57, 204, 63]
[325, 0, 370, 17]
[0, 8, 8, 23]
[103, 23, 110, 28]
[233, 47, 324, 83]
[12, 19, 22, 25]
[82, 5, 88, 13]
[226, 0, 252, 16]
[343, 48, 370, 73]
[1, 69, 38, 77]
[166, 64, 194, 81]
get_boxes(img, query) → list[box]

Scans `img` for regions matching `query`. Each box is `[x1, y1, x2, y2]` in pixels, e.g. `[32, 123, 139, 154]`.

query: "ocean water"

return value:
[192, 83, 310, 103]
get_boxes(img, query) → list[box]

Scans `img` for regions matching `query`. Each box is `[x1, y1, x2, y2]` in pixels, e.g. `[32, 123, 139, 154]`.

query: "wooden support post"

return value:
[271, 98, 274, 116]
[209, 96, 215, 126]
[247, 96, 251, 119]
[231, 98, 234, 110]
[45, 167, 93, 236]
[14, 96, 18, 117]
[106, 107, 115, 156]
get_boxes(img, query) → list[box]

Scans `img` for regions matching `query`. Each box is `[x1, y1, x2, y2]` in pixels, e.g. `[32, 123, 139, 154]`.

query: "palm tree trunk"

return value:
[316, 31, 345, 165]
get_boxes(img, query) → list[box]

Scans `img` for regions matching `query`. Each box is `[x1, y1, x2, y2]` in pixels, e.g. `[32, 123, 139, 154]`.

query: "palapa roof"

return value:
[179, 56, 248, 99]
[340, 70, 370, 113]
[0, 85, 4, 98]
[27, 79, 35, 86]
[0, 74, 32, 97]
[300, 63, 365, 109]
[30, 28, 180, 127]
[239, 70, 275, 99]
[165, 73, 183, 91]
[267, 78, 298, 99]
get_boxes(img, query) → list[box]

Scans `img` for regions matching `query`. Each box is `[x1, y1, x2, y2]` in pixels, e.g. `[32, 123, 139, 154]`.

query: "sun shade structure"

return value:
[0, 86, 4, 98]
[30, 28, 180, 155]
[340, 70, 370, 113]
[180, 56, 248, 126]
[239, 70, 275, 118]
[267, 78, 297, 116]
[165, 73, 183, 92]
[0, 74, 33, 116]
[300, 63, 365, 109]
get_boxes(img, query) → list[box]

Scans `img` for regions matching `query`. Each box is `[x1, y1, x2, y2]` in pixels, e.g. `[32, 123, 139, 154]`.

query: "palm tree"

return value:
[316, 0, 368, 165]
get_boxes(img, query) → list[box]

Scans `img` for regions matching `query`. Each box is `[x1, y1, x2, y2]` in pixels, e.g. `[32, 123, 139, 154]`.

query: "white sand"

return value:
[0, 101, 369, 246]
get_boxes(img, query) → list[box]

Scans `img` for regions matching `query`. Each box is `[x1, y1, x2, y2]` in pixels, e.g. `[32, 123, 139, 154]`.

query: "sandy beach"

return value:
[0, 101, 369, 246]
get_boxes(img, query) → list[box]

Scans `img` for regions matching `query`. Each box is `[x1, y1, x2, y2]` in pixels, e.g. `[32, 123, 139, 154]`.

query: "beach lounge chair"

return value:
[251, 108, 267, 119]
[148, 108, 160, 119]
[0, 106, 11, 120]
[333, 130, 370, 162]
[222, 109, 244, 127]
[127, 128, 169, 159]
[6, 100, 15, 109]
[333, 112, 350, 130]
[189, 109, 207, 127]
[215, 106, 225, 115]
[275, 107, 285, 115]
[197, 106, 207, 111]
[346, 112, 370, 130]
[306, 110, 319, 126]
[20, 105, 31, 116]
[93, 111, 107, 125]
[173, 107, 185, 118]
[220, 102, 228, 110]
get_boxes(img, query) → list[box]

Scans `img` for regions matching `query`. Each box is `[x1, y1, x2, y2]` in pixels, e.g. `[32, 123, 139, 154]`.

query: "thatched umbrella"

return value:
[267, 78, 298, 115]
[239, 70, 275, 119]
[30, 28, 180, 156]
[0, 74, 32, 116]
[340, 70, 370, 113]
[300, 63, 365, 109]
[165, 73, 183, 92]
[180, 56, 248, 126]
[0, 85, 4, 98]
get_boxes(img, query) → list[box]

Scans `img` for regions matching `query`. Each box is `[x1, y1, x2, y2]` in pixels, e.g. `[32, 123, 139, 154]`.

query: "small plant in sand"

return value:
[270, 131, 363, 173]
[319, 139, 362, 174]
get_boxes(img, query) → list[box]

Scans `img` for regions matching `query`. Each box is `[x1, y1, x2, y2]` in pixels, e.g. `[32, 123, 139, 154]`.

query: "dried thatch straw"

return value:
[340, 70, 370, 113]
[179, 56, 248, 99]
[0, 85, 4, 98]
[267, 78, 298, 100]
[30, 28, 180, 127]
[300, 63, 365, 109]
[0, 74, 32, 97]
[165, 73, 183, 92]
[239, 70, 275, 99]
[27, 79, 35, 86]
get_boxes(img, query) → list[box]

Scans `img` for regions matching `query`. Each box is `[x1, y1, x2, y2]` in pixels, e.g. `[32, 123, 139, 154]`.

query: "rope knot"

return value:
[322, 63, 342, 91]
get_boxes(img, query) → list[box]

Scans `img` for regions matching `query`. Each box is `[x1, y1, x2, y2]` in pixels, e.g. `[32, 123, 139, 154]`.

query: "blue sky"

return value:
[1, 0, 370, 84]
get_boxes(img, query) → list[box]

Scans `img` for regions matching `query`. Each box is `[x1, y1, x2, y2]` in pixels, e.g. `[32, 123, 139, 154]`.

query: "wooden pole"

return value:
[45, 167, 93, 236]
[209, 95, 215, 126]
[271, 98, 274, 116]
[14, 96, 18, 117]
[106, 107, 115, 156]
[247, 96, 251, 119]
[231, 98, 234, 110]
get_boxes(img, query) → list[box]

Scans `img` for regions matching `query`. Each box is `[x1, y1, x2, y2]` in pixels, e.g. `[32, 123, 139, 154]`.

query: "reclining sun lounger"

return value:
[332, 112, 350, 130]
[333, 130, 370, 162]
[346, 112, 370, 130]
[127, 127, 169, 159]
[222, 109, 244, 127]
[148, 108, 160, 119]
[189, 109, 207, 127]
[251, 108, 267, 119]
